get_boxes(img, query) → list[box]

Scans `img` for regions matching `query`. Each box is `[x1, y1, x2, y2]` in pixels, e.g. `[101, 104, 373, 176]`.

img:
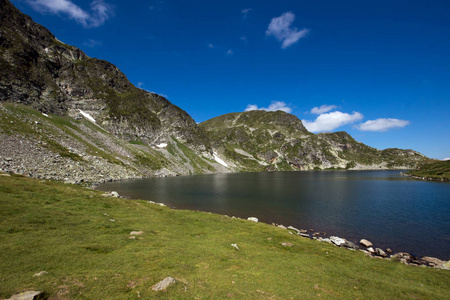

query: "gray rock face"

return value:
[375, 248, 388, 257]
[152, 277, 176, 291]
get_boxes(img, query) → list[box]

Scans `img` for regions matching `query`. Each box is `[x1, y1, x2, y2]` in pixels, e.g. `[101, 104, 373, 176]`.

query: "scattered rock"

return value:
[443, 261, 450, 270]
[33, 271, 48, 277]
[287, 226, 300, 233]
[277, 225, 287, 229]
[330, 236, 346, 246]
[367, 247, 375, 253]
[281, 242, 293, 247]
[422, 257, 446, 268]
[231, 244, 239, 250]
[299, 229, 308, 233]
[386, 248, 392, 253]
[111, 191, 119, 197]
[247, 217, 258, 222]
[342, 240, 358, 250]
[375, 248, 388, 257]
[359, 239, 373, 248]
[299, 233, 310, 238]
[130, 231, 144, 236]
[152, 277, 176, 291]
[109, 219, 116, 222]
[7, 291, 43, 300]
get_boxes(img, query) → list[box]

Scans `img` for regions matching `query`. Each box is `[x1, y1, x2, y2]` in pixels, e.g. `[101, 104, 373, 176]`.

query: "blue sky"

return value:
[11, 0, 450, 159]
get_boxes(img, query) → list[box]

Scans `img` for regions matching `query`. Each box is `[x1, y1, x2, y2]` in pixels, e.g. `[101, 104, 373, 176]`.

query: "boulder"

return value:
[422, 256, 446, 268]
[343, 240, 359, 250]
[287, 226, 300, 233]
[247, 217, 258, 222]
[367, 247, 375, 253]
[299, 233, 310, 238]
[7, 291, 42, 300]
[152, 277, 176, 291]
[330, 236, 346, 246]
[375, 248, 388, 257]
[359, 239, 373, 248]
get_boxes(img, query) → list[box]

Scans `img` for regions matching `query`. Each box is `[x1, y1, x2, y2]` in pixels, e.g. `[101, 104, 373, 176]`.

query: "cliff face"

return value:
[200, 111, 428, 172]
[0, 0, 210, 152]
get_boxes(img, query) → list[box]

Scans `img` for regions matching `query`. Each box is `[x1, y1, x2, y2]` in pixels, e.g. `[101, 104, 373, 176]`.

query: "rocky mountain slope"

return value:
[200, 111, 428, 172]
[0, 0, 229, 182]
[0, 0, 429, 183]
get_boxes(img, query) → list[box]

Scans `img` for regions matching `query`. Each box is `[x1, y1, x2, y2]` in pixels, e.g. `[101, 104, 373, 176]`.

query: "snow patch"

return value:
[156, 143, 168, 148]
[213, 152, 228, 167]
[79, 110, 96, 123]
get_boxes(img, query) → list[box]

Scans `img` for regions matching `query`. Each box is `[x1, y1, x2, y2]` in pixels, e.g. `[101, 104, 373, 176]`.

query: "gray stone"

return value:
[359, 239, 373, 247]
[299, 233, 310, 238]
[152, 277, 176, 291]
[422, 257, 446, 268]
[7, 291, 42, 300]
[277, 225, 287, 229]
[130, 231, 144, 236]
[33, 271, 48, 277]
[281, 242, 293, 247]
[343, 240, 358, 249]
[375, 248, 388, 257]
[367, 247, 375, 253]
[330, 236, 346, 246]
[287, 226, 300, 233]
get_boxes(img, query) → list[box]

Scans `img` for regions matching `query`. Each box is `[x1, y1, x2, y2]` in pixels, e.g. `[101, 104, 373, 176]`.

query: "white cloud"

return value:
[266, 12, 309, 49]
[26, 0, 113, 28]
[357, 118, 410, 132]
[302, 111, 363, 132]
[226, 49, 233, 56]
[311, 104, 337, 115]
[137, 82, 144, 88]
[241, 8, 252, 18]
[208, 43, 214, 48]
[442, 158, 450, 161]
[83, 39, 102, 47]
[245, 101, 293, 113]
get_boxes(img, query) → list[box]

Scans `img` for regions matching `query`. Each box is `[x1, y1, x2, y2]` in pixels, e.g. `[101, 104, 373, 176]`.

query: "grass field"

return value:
[0, 173, 449, 299]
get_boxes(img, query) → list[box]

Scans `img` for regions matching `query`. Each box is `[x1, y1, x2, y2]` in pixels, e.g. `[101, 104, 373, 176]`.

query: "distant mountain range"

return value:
[0, 0, 430, 183]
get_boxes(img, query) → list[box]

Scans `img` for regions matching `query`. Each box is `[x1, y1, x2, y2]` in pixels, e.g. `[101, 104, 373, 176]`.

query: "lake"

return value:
[98, 170, 450, 260]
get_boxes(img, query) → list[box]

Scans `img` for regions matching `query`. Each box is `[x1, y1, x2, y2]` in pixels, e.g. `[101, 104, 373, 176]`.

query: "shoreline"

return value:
[99, 188, 450, 269]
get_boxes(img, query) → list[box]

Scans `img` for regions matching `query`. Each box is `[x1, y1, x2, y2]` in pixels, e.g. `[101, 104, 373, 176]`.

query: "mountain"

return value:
[0, 0, 430, 183]
[0, 0, 226, 182]
[200, 110, 428, 171]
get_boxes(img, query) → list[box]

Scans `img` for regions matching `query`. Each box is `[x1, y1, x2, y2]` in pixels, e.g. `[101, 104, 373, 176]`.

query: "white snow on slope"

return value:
[213, 152, 228, 167]
[156, 143, 168, 148]
[79, 110, 96, 123]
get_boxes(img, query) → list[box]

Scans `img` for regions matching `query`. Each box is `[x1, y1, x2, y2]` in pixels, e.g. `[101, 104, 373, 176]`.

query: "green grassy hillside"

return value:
[1, 173, 448, 299]
[406, 160, 450, 180]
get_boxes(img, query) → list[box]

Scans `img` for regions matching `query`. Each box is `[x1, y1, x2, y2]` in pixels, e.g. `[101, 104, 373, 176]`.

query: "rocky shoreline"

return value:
[101, 190, 450, 270]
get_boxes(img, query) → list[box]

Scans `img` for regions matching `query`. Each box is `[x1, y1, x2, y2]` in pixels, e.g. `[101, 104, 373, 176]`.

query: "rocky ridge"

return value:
[200, 110, 428, 172]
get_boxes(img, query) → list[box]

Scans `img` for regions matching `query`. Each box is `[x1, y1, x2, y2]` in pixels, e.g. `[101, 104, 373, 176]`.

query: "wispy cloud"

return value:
[266, 12, 309, 49]
[311, 104, 337, 114]
[208, 43, 214, 49]
[245, 101, 293, 113]
[357, 118, 410, 132]
[226, 49, 233, 56]
[241, 8, 252, 19]
[26, 0, 113, 28]
[302, 111, 363, 132]
[83, 39, 102, 47]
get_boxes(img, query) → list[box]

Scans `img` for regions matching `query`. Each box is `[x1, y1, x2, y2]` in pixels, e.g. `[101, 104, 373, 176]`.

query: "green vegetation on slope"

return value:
[1, 174, 449, 299]
[406, 160, 450, 180]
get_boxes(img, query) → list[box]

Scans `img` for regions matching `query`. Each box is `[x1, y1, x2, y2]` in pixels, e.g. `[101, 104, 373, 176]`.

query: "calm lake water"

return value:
[98, 170, 450, 260]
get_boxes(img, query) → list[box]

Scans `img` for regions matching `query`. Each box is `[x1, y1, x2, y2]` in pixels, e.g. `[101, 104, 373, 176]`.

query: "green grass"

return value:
[406, 160, 450, 180]
[0, 174, 449, 299]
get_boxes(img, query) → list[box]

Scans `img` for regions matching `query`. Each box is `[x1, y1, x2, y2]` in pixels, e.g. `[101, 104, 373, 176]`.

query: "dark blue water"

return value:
[98, 171, 450, 260]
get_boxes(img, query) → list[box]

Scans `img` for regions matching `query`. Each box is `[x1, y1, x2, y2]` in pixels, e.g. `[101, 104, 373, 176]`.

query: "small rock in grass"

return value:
[281, 242, 293, 247]
[152, 277, 176, 291]
[277, 225, 287, 229]
[247, 217, 258, 222]
[299, 233, 310, 238]
[109, 219, 116, 222]
[7, 291, 42, 300]
[33, 271, 47, 277]
[231, 244, 239, 250]
[130, 231, 144, 236]
[287, 226, 300, 232]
